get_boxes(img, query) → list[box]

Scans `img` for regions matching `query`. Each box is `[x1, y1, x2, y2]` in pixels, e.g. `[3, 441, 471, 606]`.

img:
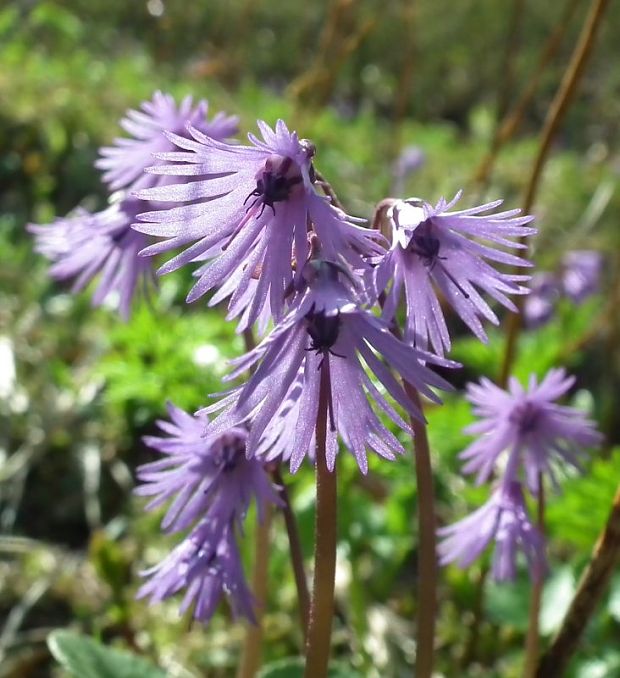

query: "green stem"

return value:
[304, 359, 337, 678]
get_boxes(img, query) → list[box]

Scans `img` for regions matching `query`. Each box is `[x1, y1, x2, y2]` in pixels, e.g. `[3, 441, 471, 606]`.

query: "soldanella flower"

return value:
[460, 369, 603, 492]
[136, 402, 279, 535]
[97, 90, 239, 191]
[30, 92, 237, 319]
[438, 481, 546, 582]
[137, 520, 256, 623]
[561, 250, 602, 303]
[134, 119, 383, 324]
[204, 260, 456, 474]
[524, 272, 560, 329]
[374, 193, 536, 355]
[28, 197, 152, 319]
[135, 402, 279, 624]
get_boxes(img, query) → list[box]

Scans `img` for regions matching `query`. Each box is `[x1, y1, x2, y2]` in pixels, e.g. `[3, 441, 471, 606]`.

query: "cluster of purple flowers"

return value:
[438, 369, 603, 581]
[29, 91, 603, 622]
[524, 250, 602, 328]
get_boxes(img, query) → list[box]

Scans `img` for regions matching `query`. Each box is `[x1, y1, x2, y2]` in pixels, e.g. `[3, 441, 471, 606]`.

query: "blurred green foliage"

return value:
[1, 1, 619, 677]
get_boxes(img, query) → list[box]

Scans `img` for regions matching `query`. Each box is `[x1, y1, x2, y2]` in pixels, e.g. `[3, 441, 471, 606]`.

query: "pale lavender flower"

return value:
[524, 272, 560, 329]
[460, 369, 603, 492]
[135, 402, 279, 624]
[136, 402, 279, 534]
[134, 119, 383, 324]
[204, 261, 456, 474]
[137, 520, 256, 623]
[561, 250, 602, 303]
[28, 197, 152, 319]
[374, 193, 536, 355]
[392, 145, 425, 194]
[438, 481, 546, 582]
[96, 91, 238, 191]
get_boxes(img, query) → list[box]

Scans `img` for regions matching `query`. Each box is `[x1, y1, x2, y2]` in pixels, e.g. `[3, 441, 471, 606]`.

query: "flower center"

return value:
[407, 220, 441, 269]
[213, 433, 246, 472]
[244, 155, 303, 217]
[509, 400, 540, 434]
[305, 308, 343, 363]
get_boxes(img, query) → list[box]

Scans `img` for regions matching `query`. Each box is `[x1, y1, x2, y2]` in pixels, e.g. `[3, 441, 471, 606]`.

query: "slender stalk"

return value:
[472, 0, 580, 188]
[237, 324, 269, 678]
[499, 0, 611, 385]
[271, 466, 311, 636]
[237, 504, 273, 678]
[402, 381, 437, 678]
[523, 476, 545, 678]
[304, 359, 337, 678]
[536, 485, 620, 677]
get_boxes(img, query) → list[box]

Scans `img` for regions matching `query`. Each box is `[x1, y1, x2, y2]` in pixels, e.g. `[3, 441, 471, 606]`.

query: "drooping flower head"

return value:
[438, 481, 546, 582]
[96, 91, 239, 191]
[203, 259, 456, 474]
[137, 520, 256, 623]
[30, 92, 238, 318]
[135, 402, 279, 624]
[524, 272, 561, 329]
[561, 250, 602, 304]
[374, 193, 536, 355]
[460, 369, 603, 492]
[28, 197, 152, 319]
[134, 119, 383, 325]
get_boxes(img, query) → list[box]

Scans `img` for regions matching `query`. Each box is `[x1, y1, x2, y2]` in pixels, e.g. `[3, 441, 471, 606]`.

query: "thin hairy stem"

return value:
[499, 0, 610, 386]
[523, 476, 545, 678]
[403, 381, 437, 678]
[536, 485, 620, 677]
[237, 504, 273, 678]
[304, 359, 337, 678]
[272, 466, 311, 636]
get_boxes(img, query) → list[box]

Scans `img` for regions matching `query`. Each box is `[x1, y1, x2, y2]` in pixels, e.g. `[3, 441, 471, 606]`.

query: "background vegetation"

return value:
[1, 1, 619, 676]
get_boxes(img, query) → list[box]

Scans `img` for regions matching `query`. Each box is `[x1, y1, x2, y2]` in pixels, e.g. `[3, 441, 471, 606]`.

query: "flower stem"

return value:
[523, 476, 545, 678]
[304, 359, 337, 678]
[536, 484, 620, 677]
[237, 504, 273, 678]
[499, 0, 611, 386]
[271, 466, 311, 637]
[402, 380, 437, 678]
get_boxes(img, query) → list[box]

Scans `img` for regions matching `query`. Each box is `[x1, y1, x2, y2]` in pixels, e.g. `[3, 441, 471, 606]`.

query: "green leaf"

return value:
[47, 630, 166, 678]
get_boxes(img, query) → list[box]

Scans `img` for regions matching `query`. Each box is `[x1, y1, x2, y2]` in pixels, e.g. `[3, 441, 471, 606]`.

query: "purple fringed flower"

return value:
[135, 402, 279, 624]
[136, 402, 278, 534]
[96, 91, 239, 191]
[28, 197, 152, 319]
[460, 369, 603, 492]
[561, 250, 602, 304]
[523, 272, 561, 329]
[203, 261, 456, 474]
[137, 520, 256, 623]
[374, 193, 536, 355]
[134, 119, 383, 324]
[438, 481, 546, 582]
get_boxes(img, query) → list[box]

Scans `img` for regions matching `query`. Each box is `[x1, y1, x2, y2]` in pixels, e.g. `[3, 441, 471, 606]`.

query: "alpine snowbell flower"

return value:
[204, 261, 456, 474]
[137, 520, 256, 623]
[135, 402, 279, 623]
[134, 119, 383, 324]
[561, 249, 602, 304]
[438, 481, 546, 582]
[523, 272, 561, 329]
[97, 90, 239, 192]
[374, 192, 536, 355]
[460, 369, 603, 492]
[30, 91, 237, 318]
[28, 197, 152, 319]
